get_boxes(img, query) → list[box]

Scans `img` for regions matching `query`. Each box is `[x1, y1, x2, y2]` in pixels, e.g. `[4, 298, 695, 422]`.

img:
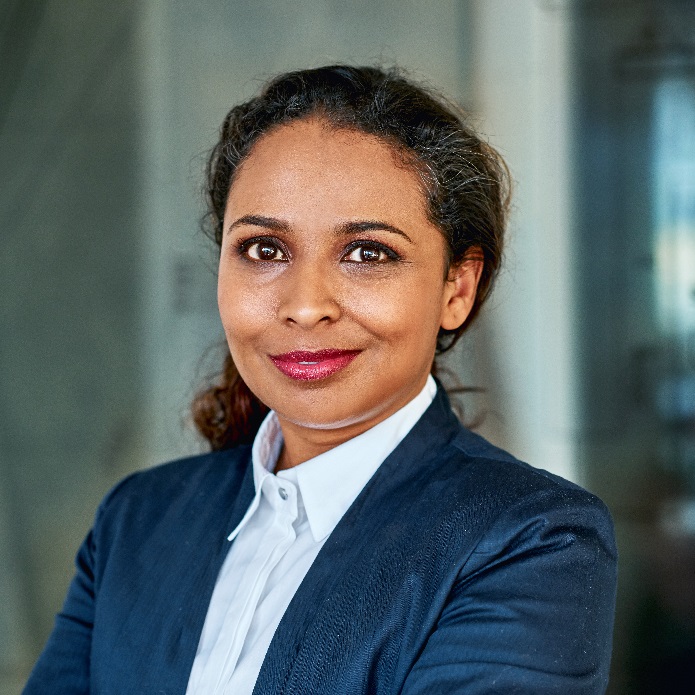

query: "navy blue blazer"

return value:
[25, 386, 617, 694]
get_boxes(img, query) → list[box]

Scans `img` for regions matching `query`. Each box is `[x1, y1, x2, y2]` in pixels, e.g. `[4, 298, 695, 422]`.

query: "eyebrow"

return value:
[336, 220, 413, 243]
[227, 215, 291, 234]
[227, 215, 413, 244]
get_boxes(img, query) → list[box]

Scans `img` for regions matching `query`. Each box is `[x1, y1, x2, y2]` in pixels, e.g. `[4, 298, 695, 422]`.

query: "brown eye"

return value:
[344, 246, 390, 263]
[245, 241, 287, 261]
[359, 247, 381, 262]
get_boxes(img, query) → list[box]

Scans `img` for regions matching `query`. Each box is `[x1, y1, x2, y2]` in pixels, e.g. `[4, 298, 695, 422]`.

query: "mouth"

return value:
[269, 349, 361, 381]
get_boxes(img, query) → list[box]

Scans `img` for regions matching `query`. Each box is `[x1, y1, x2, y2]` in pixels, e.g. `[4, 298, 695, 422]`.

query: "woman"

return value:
[25, 65, 617, 694]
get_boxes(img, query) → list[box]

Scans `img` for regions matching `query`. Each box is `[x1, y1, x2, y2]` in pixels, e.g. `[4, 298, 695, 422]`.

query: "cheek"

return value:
[217, 268, 273, 344]
[342, 273, 444, 345]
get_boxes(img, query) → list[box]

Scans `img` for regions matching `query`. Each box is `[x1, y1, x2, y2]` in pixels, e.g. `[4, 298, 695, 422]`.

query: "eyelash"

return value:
[235, 236, 401, 264]
[342, 240, 401, 263]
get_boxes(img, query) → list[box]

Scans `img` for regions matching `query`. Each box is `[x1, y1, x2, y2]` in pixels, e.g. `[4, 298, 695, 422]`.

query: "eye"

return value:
[239, 238, 288, 262]
[342, 242, 400, 263]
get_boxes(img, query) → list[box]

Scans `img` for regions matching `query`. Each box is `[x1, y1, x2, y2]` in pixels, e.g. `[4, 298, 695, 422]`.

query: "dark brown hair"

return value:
[192, 65, 510, 450]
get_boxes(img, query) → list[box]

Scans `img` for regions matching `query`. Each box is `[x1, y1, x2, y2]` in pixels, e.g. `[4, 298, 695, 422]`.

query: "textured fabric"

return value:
[24, 385, 618, 694]
[186, 376, 436, 694]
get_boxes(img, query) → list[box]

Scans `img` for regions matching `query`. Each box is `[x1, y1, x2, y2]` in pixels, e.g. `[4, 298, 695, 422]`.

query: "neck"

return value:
[274, 419, 372, 471]
[273, 375, 432, 472]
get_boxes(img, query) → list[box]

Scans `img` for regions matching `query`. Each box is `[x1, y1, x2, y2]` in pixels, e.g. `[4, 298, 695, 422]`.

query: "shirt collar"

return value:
[229, 375, 437, 543]
[226, 415, 284, 542]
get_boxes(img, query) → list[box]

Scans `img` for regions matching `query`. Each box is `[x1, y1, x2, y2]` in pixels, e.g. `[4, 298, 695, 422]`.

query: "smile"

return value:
[269, 349, 361, 381]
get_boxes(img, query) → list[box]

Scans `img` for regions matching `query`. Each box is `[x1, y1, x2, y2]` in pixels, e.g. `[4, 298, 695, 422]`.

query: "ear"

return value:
[440, 248, 484, 331]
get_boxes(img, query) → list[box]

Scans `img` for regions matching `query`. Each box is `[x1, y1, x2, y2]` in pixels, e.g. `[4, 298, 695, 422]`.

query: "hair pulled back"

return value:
[193, 64, 510, 450]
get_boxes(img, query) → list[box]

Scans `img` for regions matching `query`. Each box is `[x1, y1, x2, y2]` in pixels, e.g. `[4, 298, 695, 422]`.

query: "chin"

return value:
[272, 389, 401, 432]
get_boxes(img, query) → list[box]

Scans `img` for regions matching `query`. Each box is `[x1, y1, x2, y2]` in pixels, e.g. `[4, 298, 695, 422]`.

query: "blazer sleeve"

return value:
[23, 487, 113, 694]
[401, 486, 618, 695]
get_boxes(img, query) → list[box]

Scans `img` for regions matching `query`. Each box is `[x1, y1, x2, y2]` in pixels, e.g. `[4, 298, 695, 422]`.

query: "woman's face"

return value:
[218, 118, 480, 446]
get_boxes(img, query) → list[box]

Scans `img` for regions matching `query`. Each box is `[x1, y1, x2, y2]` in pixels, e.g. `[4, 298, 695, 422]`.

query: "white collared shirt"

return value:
[185, 376, 437, 695]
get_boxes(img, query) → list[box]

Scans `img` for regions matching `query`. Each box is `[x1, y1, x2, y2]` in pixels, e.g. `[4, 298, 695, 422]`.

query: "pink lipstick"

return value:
[269, 349, 361, 381]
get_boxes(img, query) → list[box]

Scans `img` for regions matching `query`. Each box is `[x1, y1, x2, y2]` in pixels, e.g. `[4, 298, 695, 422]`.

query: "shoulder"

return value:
[450, 426, 597, 495]
[111, 445, 250, 491]
[103, 446, 251, 504]
[404, 386, 611, 536]
[93, 446, 253, 536]
[441, 426, 617, 561]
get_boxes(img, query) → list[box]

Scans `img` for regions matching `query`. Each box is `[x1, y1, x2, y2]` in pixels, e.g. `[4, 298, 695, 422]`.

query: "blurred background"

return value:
[1, 0, 694, 692]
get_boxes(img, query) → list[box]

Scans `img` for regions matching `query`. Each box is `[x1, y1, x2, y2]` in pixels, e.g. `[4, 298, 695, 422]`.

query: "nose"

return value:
[277, 262, 341, 329]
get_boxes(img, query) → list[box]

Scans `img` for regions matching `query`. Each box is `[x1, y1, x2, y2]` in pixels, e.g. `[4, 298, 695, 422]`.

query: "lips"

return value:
[269, 349, 361, 381]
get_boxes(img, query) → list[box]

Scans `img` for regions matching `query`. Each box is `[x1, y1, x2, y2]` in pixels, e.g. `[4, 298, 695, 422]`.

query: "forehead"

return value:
[225, 118, 430, 223]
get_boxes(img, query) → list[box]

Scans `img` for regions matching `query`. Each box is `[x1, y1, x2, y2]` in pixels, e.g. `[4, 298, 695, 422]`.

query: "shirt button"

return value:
[278, 487, 288, 500]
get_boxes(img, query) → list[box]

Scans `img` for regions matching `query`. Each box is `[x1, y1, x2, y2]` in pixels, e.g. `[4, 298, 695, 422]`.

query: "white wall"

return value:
[468, 0, 579, 482]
